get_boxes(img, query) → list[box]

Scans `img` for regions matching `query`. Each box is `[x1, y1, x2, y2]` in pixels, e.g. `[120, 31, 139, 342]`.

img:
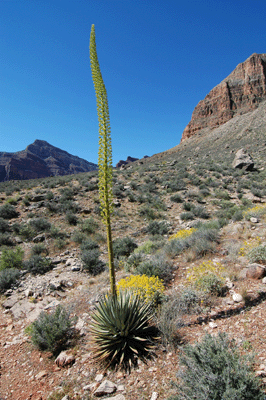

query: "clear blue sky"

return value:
[1, 0, 265, 165]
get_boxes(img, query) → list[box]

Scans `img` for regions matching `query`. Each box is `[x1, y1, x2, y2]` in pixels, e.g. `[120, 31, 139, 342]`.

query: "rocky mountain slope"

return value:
[0, 140, 97, 182]
[1, 54, 266, 400]
[182, 53, 266, 140]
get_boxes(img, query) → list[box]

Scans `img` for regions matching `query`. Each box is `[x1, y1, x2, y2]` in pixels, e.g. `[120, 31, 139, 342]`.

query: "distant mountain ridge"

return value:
[0, 140, 97, 182]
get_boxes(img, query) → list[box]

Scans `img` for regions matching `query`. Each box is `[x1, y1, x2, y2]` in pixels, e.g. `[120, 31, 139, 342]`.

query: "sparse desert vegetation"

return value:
[1, 137, 266, 399]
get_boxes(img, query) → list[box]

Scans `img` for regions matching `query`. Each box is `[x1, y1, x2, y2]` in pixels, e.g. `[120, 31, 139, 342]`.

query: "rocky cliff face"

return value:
[0, 140, 97, 182]
[182, 53, 266, 141]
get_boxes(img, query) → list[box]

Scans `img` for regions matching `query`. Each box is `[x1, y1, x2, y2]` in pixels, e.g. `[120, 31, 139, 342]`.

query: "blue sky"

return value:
[1, 0, 266, 165]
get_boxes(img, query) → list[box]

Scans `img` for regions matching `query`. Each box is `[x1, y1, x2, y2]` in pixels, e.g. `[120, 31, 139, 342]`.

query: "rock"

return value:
[232, 293, 243, 303]
[232, 149, 254, 170]
[181, 53, 266, 141]
[151, 393, 159, 400]
[55, 351, 75, 368]
[262, 276, 266, 284]
[35, 370, 48, 380]
[95, 373, 104, 382]
[2, 295, 19, 309]
[246, 263, 266, 279]
[61, 396, 70, 400]
[94, 380, 117, 397]
[32, 233, 46, 243]
[209, 322, 218, 329]
[250, 217, 259, 223]
[44, 300, 61, 309]
[104, 396, 125, 400]
[116, 156, 139, 168]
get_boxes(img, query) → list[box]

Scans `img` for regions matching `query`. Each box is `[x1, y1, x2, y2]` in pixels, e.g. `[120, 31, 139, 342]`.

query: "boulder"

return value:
[232, 149, 254, 170]
[246, 263, 266, 279]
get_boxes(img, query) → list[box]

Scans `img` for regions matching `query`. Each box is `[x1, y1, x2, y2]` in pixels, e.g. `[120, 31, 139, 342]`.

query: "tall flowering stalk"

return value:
[89, 24, 116, 296]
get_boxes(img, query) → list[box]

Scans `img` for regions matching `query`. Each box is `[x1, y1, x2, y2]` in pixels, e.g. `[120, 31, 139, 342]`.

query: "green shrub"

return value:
[65, 212, 78, 225]
[0, 268, 21, 293]
[135, 253, 173, 283]
[91, 291, 156, 370]
[79, 217, 98, 234]
[12, 222, 35, 241]
[0, 218, 10, 233]
[71, 230, 87, 244]
[113, 236, 138, 258]
[156, 295, 184, 347]
[29, 218, 51, 232]
[139, 205, 161, 220]
[30, 243, 48, 256]
[26, 305, 77, 356]
[81, 249, 105, 275]
[23, 255, 53, 275]
[247, 245, 266, 264]
[170, 194, 183, 203]
[194, 273, 225, 296]
[180, 211, 194, 221]
[0, 204, 19, 219]
[0, 247, 24, 271]
[146, 220, 170, 236]
[169, 333, 264, 400]
[0, 233, 14, 247]
[80, 238, 99, 251]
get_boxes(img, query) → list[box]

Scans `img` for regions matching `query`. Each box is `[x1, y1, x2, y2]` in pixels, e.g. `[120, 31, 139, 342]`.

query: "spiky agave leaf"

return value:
[91, 291, 157, 370]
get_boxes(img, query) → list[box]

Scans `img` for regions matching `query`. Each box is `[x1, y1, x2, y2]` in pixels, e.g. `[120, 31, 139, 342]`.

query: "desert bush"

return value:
[169, 332, 264, 400]
[29, 218, 51, 232]
[23, 255, 53, 275]
[79, 217, 98, 234]
[247, 245, 266, 264]
[180, 211, 194, 221]
[146, 220, 170, 236]
[0, 218, 10, 233]
[244, 204, 266, 220]
[170, 194, 183, 203]
[26, 305, 77, 355]
[80, 238, 99, 251]
[30, 243, 48, 256]
[117, 274, 164, 306]
[135, 253, 173, 283]
[113, 236, 138, 258]
[0, 247, 24, 271]
[192, 205, 209, 219]
[238, 237, 261, 256]
[0, 268, 21, 293]
[164, 238, 186, 258]
[156, 295, 184, 347]
[0, 233, 14, 247]
[125, 252, 145, 271]
[169, 228, 196, 241]
[139, 205, 161, 220]
[91, 291, 157, 369]
[65, 212, 78, 225]
[187, 260, 226, 296]
[0, 204, 19, 219]
[12, 222, 35, 241]
[134, 240, 158, 254]
[81, 248, 105, 275]
[71, 230, 87, 244]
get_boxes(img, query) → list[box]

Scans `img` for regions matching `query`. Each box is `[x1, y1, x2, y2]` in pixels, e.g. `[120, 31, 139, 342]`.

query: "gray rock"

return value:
[2, 295, 19, 309]
[232, 148, 254, 170]
[94, 380, 117, 397]
[32, 233, 46, 243]
[232, 293, 243, 303]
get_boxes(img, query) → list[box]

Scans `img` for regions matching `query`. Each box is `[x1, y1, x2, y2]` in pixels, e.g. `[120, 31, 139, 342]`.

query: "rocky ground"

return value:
[1, 137, 266, 399]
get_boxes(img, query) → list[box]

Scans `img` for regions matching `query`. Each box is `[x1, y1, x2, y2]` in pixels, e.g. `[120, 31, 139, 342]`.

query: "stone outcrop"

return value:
[232, 148, 254, 170]
[116, 156, 139, 168]
[0, 139, 97, 182]
[182, 53, 266, 141]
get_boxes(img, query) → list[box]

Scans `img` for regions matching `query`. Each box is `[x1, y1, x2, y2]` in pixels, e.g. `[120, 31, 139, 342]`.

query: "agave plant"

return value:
[91, 290, 157, 370]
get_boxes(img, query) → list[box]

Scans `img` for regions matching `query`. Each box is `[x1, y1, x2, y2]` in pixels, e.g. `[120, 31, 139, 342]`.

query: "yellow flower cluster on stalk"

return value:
[168, 228, 196, 241]
[238, 237, 262, 257]
[187, 260, 226, 284]
[117, 274, 164, 305]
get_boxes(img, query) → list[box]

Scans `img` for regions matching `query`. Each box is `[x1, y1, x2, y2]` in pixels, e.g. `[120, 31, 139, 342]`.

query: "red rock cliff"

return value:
[181, 53, 266, 141]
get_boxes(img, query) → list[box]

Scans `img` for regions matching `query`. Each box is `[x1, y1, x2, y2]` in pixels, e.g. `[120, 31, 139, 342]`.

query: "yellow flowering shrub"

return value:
[243, 205, 266, 219]
[238, 237, 262, 257]
[117, 274, 164, 305]
[187, 261, 226, 295]
[168, 228, 196, 241]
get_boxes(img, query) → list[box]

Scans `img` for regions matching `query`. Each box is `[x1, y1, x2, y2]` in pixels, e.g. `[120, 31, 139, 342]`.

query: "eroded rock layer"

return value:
[182, 53, 266, 141]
